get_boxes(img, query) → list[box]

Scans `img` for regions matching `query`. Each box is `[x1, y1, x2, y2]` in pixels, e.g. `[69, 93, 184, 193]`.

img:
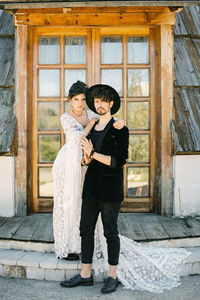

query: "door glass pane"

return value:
[39, 135, 60, 163]
[65, 101, 71, 113]
[39, 167, 53, 197]
[39, 37, 60, 65]
[129, 135, 149, 162]
[38, 103, 60, 130]
[128, 102, 149, 129]
[65, 37, 86, 64]
[128, 69, 149, 97]
[65, 69, 86, 96]
[39, 69, 60, 97]
[101, 36, 122, 64]
[127, 167, 149, 197]
[101, 69, 123, 97]
[128, 37, 149, 64]
[113, 102, 123, 120]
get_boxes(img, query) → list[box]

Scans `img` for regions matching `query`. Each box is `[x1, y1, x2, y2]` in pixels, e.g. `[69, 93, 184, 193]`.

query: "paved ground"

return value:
[0, 276, 200, 300]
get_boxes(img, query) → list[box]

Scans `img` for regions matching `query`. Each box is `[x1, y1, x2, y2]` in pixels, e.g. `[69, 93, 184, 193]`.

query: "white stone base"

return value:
[173, 155, 200, 217]
[0, 157, 14, 217]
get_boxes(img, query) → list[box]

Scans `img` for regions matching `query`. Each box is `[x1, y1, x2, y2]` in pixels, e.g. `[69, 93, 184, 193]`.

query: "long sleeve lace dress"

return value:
[52, 110, 191, 293]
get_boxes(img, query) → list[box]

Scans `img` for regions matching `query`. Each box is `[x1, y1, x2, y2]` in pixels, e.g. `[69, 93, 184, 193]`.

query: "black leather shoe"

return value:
[60, 274, 93, 288]
[62, 253, 79, 261]
[101, 277, 118, 294]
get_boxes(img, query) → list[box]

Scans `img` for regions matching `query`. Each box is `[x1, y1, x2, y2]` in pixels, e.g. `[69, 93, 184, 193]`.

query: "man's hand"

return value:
[81, 137, 93, 156]
[113, 119, 125, 130]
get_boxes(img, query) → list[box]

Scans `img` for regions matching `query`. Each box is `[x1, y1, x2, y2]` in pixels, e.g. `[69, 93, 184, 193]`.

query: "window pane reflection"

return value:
[113, 102, 123, 120]
[39, 37, 60, 65]
[128, 102, 149, 129]
[128, 69, 149, 97]
[128, 37, 149, 64]
[65, 37, 86, 64]
[101, 69, 123, 97]
[39, 167, 53, 197]
[65, 69, 86, 96]
[128, 167, 149, 197]
[39, 135, 60, 163]
[39, 69, 60, 97]
[38, 103, 60, 130]
[129, 135, 149, 162]
[101, 36, 122, 64]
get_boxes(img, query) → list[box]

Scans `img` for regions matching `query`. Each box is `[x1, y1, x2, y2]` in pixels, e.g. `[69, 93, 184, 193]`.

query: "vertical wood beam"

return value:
[160, 24, 174, 215]
[15, 25, 28, 216]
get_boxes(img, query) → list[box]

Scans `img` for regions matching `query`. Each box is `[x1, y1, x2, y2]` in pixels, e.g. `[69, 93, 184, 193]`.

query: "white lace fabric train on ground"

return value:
[52, 111, 191, 293]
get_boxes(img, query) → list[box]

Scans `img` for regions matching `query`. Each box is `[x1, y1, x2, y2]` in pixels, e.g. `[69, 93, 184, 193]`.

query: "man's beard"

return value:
[97, 108, 108, 115]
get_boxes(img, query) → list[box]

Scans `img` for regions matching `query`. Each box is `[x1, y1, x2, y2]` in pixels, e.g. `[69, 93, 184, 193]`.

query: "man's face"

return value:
[94, 98, 113, 115]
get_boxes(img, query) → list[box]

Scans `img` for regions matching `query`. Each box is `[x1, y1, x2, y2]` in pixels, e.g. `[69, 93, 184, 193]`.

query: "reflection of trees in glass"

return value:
[128, 102, 148, 129]
[129, 135, 149, 162]
[38, 103, 59, 130]
[113, 103, 123, 120]
[39, 135, 60, 162]
[128, 69, 149, 97]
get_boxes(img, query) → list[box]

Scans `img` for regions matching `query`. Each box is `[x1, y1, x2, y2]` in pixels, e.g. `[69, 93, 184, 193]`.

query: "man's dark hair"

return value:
[90, 85, 114, 103]
[68, 81, 88, 99]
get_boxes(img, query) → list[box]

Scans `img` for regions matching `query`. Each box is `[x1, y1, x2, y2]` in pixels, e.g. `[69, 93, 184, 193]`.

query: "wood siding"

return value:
[172, 6, 200, 154]
[0, 10, 16, 153]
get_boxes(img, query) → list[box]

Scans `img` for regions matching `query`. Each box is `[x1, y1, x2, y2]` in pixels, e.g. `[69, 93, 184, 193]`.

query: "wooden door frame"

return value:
[14, 8, 175, 216]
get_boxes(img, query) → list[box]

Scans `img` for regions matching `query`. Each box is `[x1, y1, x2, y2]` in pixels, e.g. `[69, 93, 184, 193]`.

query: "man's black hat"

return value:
[86, 84, 121, 115]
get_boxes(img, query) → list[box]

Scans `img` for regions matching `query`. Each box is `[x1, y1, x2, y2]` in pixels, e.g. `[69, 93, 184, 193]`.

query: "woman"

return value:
[52, 81, 123, 261]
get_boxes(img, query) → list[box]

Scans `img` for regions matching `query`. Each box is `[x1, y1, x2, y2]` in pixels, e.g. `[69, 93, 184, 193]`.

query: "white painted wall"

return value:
[173, 155, 200, 216]
[0, 157, 15, 217]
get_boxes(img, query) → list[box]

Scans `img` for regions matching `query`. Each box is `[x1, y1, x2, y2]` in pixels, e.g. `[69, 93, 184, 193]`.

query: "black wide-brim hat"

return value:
[86, 84, 121, 115]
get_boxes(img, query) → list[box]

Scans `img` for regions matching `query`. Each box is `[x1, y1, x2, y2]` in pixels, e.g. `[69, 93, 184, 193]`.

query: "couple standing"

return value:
[53, 81, 190, 294]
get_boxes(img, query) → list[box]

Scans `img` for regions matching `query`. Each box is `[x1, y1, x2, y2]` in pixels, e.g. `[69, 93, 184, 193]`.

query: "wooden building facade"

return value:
[0, 1, 199, 217]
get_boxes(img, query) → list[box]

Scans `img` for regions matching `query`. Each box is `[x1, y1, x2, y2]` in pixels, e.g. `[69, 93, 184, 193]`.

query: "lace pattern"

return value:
[52, 110, 191, 293]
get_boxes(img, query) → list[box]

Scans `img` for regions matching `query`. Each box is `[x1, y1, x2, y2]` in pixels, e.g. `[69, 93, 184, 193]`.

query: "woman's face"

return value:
[70, 93, 86, 113]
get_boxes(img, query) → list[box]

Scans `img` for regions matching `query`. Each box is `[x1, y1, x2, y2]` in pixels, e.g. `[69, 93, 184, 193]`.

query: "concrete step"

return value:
[0, 248, 200, 282]
[1, 236, 200, 253]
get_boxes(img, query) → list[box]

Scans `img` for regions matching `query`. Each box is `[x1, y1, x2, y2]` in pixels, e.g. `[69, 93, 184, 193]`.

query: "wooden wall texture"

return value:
[0, 10, 16, 153]
[172, 6, 200, 153]
[0, 5, 199, 154]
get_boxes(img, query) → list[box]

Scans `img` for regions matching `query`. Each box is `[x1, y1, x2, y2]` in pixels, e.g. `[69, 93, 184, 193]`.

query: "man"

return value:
[60, 84, 129, 294]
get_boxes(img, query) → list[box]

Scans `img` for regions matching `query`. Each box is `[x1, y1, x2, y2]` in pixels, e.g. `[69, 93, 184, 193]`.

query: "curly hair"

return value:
[68, 81, 88, 99]
[89, 84, 114, 103]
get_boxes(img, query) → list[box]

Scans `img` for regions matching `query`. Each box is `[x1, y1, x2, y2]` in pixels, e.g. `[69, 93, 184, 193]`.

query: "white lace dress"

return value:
[52, 111, 191, 293]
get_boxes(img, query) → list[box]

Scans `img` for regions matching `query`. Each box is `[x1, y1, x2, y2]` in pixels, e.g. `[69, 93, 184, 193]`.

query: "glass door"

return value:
[32, 27, 155, 212]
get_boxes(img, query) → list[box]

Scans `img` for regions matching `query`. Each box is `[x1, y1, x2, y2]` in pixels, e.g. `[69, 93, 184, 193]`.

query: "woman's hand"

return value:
[113, 119, 125, 130]
[81, 137, 93, 156]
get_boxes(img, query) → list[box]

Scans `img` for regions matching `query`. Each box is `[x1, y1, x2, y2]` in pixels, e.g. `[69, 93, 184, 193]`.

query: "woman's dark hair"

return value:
[90, 85, 114, 103]
[68, 81, 88, 99]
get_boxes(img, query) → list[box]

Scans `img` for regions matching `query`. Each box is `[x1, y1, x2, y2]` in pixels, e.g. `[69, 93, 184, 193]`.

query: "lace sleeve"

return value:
[87, 109, 99, 121]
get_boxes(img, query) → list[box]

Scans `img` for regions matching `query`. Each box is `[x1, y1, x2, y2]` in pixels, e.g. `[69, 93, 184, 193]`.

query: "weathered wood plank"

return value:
[178, 217, 200, 237]
[12, 214, 43, 240]
[125, 214, 147, 241]
[15, 11, 175, 26]
[0, 217, 25, 239]
[0, 89, 16, 153]
[156, 215, 191, 238]
[118, 214, 134, 240]
[137, 214, 169, 240]
[0, 37, 14, 86]
[31, 214, 53, 242]
[0, 217, 7, 226]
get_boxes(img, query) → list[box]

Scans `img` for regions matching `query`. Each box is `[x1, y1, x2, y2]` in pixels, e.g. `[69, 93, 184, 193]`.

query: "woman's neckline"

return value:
[65, 110, 89, 128]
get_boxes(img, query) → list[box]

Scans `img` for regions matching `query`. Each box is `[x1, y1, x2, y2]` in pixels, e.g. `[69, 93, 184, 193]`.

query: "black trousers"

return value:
[80, 198, 121, 266]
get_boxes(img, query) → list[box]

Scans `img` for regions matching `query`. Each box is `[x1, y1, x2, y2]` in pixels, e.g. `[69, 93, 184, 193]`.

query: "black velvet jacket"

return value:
[82, 118, 129, 203]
